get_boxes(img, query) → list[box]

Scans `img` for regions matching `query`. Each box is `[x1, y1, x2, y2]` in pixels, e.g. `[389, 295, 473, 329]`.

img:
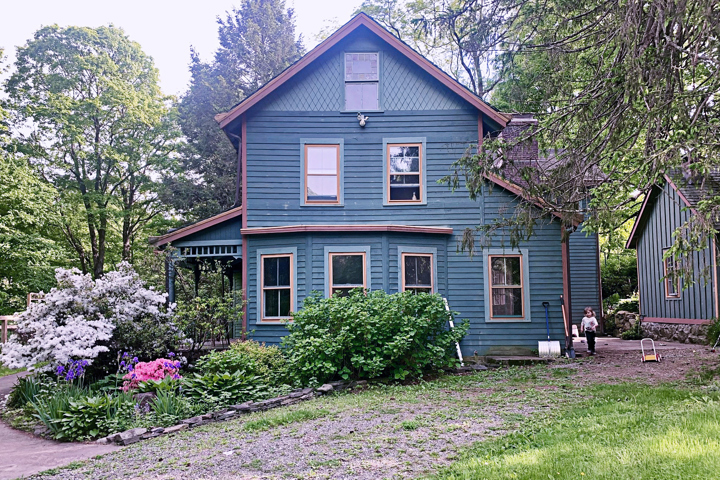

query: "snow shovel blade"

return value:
[538, 340, 561, 357]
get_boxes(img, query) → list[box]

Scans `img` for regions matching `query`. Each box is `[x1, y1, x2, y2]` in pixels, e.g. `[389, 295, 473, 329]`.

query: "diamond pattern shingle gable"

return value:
[263, 55, 342, 111]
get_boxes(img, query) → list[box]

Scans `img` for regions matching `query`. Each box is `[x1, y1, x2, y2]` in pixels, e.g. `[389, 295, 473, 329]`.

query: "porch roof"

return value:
[149, 206, 243, 247]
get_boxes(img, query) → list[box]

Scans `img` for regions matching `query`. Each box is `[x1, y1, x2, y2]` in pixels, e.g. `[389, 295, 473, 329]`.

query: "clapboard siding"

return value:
[172, 218, 242, 244]
[569, 226, 602, 323]
[635, 182, 715, 320]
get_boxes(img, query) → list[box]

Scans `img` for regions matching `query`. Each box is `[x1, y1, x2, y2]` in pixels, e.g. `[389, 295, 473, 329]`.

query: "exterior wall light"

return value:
[357, 112, 369, 127]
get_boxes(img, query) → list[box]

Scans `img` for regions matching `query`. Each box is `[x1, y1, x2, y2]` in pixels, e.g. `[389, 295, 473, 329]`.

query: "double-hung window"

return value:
[663, 249, 680, 298]
[402, 253, 433, 294]
[388, 144, 422, 203]
[345, 52, 379, 111]
[329, 252, 366, 296]
[305, 144, 340, 204]
[261, 254, 293, 321]
[489, 255, 524, 318]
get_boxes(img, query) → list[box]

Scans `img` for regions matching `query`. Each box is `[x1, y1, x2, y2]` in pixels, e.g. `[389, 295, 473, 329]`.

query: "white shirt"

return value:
[581, 316, 598, 332]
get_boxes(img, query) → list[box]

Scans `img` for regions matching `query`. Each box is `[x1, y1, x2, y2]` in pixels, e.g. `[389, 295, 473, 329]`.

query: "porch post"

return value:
[165, 256, 176, 304]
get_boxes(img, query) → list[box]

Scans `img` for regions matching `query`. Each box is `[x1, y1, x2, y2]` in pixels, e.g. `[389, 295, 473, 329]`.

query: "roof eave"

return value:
[150, 206, 244, 248]
[216, 13, 509, 130]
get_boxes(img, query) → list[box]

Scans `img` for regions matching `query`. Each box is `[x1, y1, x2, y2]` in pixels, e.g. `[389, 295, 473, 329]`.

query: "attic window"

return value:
[345, 52, 379, 110]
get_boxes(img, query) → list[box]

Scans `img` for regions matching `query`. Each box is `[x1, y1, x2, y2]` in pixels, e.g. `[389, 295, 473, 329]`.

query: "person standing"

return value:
[581, 307, 599, 355]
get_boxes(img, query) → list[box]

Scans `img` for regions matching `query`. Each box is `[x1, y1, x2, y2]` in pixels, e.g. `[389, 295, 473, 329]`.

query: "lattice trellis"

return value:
[178, 245, 240, 258]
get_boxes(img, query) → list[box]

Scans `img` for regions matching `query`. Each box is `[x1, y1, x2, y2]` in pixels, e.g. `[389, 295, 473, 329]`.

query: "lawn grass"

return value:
[432, 383, 720, 480]
[242, 408, 330, 432]
[0, 362, 23, 377]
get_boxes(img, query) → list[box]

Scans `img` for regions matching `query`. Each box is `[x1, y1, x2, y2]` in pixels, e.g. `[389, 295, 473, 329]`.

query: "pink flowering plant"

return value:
[122, 358, 182, 392]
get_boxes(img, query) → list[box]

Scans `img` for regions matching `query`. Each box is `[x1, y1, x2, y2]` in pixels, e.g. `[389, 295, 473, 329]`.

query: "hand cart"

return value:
[640, 338, 662, 363]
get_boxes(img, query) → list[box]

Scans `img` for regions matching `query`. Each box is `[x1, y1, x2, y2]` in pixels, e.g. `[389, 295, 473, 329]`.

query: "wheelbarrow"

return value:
[640, 338, 662, 363]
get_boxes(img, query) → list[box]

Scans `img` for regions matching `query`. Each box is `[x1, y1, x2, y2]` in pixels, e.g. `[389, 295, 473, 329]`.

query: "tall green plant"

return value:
[283, 290, 468, 383]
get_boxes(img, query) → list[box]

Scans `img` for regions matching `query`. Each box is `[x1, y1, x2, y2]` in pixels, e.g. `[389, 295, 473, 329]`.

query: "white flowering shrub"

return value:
[0, 262, 178, 375]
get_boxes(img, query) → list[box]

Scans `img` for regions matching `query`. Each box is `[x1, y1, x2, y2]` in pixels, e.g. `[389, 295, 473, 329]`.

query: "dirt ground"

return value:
[567, 337, 719, 385]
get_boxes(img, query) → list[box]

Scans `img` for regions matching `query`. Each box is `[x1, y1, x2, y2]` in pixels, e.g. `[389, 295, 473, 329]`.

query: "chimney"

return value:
[500, 114, 539, 167]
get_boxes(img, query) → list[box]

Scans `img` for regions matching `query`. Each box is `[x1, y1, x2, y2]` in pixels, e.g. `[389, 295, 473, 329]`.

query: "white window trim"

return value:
[342, 51, 382, 112]
[483, 248, 531, 323]
[256, 247, 298, 324]
[397, 246, 438, 293]
[324, 246, 372, 297]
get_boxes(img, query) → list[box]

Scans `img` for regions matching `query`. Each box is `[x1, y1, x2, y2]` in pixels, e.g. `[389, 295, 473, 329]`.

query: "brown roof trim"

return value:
[241, 224, 453, 235]
[626, 175, 698, 249]
[663, 174, 696, 211]
[483, 173, 582, 227]
[643, 317, 712, 325]
[215, 13, 510, 129]
[150, 206, 243, 247]
[625, 187, 657, 249]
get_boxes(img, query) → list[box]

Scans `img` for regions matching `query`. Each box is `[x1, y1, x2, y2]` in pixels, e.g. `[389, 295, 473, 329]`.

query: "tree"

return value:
[0, 49, 73, 314]
[444, 0, 720, 268]
[170, 0, 304, 220]
[5, 25, 178, 278]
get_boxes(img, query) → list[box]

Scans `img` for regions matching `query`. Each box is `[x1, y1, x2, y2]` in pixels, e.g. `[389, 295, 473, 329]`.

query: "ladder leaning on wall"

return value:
[443, 298, 464, 366]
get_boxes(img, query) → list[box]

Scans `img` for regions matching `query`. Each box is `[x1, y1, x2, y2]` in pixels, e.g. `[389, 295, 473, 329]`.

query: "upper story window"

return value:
[345, 52, 379, 111]
[489, 255, 524, 318]
[402, 253, 433, 294]
[388, 144, 422, 203]
[305, 145, 340, 204]
[663, 249, 680, 298]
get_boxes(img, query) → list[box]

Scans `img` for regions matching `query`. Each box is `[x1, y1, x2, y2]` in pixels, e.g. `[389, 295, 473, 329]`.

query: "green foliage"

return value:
[181, 370, 266, 409]
[6, 25, 179, 277]
[136, 376, 182, 395]
[434, 384, 720, 480]
[621, 318, 643, 340]
[170, 0, 303, 219]
[196, 340, 289, 386]
[601, 252, 638, 300]
[6, 374, 55, 408]
[53, 393, 136, 441]
[617, 297, 640, 314]
[150, 391, 194, 426]
[282, 290, 468, 383]
[707, 318, 720, 347]
[174, 291, 243, 358]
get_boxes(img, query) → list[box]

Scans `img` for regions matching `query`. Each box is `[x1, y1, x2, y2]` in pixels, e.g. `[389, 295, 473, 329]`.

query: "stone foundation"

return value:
[641, 322, 708, 344]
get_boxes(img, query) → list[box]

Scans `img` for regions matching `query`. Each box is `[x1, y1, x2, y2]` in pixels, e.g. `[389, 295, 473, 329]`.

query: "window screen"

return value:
[388, 144, 422, 202]
[489, 256, 523, 317]
[305, 145, 339, 203]
[403, 254, 433, 294]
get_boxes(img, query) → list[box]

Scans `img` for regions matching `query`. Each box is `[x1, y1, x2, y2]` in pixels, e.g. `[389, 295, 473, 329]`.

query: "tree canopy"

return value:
[5, 25, 178, 278]
[169, 0, 304, 220]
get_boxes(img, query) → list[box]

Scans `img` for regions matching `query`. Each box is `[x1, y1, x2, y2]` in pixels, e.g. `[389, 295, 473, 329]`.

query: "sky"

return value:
[0, 0, 364, 96]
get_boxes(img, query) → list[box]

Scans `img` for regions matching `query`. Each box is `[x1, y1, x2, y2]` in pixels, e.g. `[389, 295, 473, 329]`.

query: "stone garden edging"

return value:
[96, 380, 367, 446]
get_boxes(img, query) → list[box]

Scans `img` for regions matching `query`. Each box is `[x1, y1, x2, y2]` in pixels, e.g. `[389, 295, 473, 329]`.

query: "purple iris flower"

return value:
[168, 352, 175, 357]
[56, 365, 65, 376]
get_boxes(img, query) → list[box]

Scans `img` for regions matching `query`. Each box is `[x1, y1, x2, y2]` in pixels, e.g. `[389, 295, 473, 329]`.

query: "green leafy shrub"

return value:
[7, 374, 54, 408]
[151, 391, 195, 426]
[181, 370, 265, 408]
[282, 290, 468, 383]
[196, 341, 289, 386]
[617, 297, 640, 313]
[708, 318, 720, 346]
[174, 292, 242, 359]
[621, 317, 643, 340]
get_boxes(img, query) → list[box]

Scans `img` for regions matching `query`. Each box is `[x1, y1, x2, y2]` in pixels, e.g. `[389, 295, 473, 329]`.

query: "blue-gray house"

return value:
[626, 172, 718, 327]
[151, 13, 602, 356]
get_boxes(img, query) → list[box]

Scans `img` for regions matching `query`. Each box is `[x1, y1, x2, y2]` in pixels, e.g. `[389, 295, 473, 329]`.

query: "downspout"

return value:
[240, 115, 248, 340]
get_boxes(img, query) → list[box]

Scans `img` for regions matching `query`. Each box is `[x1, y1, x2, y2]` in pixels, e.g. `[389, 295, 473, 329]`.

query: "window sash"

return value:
[401, 253, 433, 293]
[663, 249, 680, 298]
[261, 254, 294, 320]
[488, 255, 524, 318]
[305, 145, 340, 204]
[387, 143, 423, 203]
[329, 252, 366, 296]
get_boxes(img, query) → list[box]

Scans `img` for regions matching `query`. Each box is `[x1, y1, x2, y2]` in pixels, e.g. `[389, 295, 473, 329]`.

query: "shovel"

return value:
[539, 301, 561, 357]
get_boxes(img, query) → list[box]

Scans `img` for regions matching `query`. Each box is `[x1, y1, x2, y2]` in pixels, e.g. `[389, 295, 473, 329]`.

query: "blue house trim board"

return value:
[151, 13, 602, 356]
